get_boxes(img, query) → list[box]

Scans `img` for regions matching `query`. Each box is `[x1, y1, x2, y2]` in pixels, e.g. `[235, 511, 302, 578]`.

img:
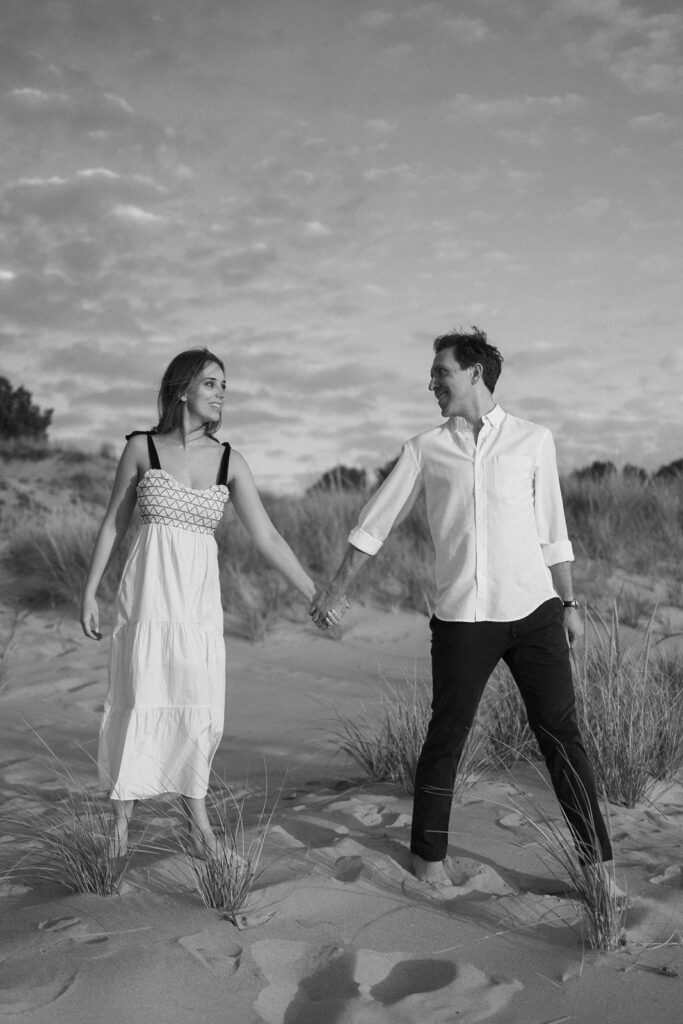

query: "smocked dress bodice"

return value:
[137, 469, 229, 535]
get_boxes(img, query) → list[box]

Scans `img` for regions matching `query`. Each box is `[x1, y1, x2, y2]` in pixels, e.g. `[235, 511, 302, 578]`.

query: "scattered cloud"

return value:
[448, 92, 586, 124]
[555, 0, 683, 97]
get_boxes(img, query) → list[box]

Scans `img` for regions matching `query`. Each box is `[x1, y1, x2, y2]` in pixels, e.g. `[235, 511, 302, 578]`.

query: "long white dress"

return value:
[98, 436, 230, 800]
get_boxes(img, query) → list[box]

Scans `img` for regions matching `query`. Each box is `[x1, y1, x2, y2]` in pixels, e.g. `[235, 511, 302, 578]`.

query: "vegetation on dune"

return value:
[0, 438, 681, 637]
[0, 376, 53, 444]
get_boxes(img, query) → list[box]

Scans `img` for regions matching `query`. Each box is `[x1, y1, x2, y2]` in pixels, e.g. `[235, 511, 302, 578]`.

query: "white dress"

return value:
[98, 434, 230, 800]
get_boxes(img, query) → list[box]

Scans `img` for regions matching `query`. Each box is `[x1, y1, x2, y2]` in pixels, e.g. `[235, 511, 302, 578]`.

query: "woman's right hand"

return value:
[80, 595, 103, 640]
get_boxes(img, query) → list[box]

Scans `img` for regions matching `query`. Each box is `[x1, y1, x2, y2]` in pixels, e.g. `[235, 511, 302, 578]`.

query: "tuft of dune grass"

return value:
[574, 605, 683, 807]
[173, 777, 276, 922]
[4, 741, 135, 896]
[500, 754, 627, 953]
[333, 667, 488, 799]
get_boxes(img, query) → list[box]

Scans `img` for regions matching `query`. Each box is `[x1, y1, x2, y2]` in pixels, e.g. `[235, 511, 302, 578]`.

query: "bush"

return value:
[0, 377, 52, 441]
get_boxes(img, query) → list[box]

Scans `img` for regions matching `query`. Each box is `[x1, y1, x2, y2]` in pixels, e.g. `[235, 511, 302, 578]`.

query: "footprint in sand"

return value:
[252, 940, 522, 1024]
[649, 865, 683, 888]
[38, 917, 108, 945]
[178, 930, 243, 975]
[327, 797, 392, 827]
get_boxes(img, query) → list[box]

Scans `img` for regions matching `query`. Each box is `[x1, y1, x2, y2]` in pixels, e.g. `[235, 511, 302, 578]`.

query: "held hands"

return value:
[309, 585, 350, 631]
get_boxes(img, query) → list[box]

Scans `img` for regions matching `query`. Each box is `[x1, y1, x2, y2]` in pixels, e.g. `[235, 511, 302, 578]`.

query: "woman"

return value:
[80, 348, 317, 857]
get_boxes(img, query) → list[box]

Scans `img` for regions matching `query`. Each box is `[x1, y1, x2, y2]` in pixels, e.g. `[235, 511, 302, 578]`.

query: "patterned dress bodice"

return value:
[137, 469, 229, 535]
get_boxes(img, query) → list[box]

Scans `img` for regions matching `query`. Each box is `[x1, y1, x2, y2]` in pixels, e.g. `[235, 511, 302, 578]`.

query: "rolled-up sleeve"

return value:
[534, 430, 574, 566]
[348, 442, 423, 555]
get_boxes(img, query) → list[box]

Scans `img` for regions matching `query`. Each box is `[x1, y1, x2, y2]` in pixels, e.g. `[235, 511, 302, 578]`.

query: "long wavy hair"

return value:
[154, 348, 225, 435]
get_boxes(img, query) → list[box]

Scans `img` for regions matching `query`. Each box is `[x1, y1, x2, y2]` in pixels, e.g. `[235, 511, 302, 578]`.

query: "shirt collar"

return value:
[483, 403, 504, 427]
[452, 403, 504, 433]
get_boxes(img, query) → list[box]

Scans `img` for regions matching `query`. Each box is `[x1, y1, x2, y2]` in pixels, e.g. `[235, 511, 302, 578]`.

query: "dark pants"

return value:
[410, 598, 612, 865]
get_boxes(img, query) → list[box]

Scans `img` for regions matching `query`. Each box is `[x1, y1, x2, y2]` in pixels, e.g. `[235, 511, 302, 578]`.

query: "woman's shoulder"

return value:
[124, 430, 153, 448]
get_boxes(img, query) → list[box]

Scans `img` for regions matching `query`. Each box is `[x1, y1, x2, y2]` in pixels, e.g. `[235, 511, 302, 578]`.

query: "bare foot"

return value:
[582, 859, 628, 904]
[412, 854, 452, 886]
[186, 827, 222, 859]
[108, 816, 128, 859]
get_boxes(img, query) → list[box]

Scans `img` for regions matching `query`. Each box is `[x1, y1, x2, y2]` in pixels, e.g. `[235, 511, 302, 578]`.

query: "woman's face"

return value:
[184, 361, 227, 423]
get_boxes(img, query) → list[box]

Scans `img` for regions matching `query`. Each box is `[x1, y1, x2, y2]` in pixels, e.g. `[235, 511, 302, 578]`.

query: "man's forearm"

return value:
[548, 561, 576, 602]
[327, 544, 372, 597]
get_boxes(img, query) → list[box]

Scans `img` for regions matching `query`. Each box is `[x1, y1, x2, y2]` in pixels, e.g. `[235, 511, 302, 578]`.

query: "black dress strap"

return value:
[217, 443, 231, 487]
[125, 430, 160, 470]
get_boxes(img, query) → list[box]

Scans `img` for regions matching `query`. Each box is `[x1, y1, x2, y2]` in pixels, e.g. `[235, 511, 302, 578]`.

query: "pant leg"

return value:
[410, 616, 506, 862]
[503, 598, 612, 864]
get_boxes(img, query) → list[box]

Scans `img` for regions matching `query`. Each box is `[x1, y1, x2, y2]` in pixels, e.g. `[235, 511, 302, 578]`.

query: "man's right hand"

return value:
[309, 586, 350, 631]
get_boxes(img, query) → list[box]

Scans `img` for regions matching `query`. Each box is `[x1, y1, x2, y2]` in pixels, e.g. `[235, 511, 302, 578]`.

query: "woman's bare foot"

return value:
[108, 816, 129, 859]
[108, 799, 135, 859]
[186, 826, 222, 859]
[412, 854, 452, 886]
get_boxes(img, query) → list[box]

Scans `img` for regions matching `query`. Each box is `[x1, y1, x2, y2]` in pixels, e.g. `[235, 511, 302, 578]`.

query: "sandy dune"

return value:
[1, 604, 682, 1023]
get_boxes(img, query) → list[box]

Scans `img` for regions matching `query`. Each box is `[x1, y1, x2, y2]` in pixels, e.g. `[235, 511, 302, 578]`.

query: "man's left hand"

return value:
[564, 606, 584, 647]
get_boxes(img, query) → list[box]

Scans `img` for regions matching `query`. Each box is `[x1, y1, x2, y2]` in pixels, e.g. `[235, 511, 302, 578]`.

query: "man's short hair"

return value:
[433, 326, 503, 393]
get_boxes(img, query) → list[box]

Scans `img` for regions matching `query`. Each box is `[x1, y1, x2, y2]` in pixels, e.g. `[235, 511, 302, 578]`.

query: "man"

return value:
[311, 327, 618, 891]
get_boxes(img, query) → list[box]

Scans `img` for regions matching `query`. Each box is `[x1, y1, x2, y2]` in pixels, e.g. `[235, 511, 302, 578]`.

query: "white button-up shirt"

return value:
[348, 404, 574, 622]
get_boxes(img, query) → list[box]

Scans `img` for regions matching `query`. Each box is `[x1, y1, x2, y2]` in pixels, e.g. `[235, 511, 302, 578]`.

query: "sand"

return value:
[1, 603, 682, 1024]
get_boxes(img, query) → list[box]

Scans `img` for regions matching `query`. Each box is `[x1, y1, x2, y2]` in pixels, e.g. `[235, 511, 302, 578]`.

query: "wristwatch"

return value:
[562, 598, 579, 609]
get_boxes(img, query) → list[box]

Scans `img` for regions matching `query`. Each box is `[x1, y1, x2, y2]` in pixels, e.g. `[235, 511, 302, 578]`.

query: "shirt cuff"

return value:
[348, 526, 383, 556]
[542, 539, 574, 566]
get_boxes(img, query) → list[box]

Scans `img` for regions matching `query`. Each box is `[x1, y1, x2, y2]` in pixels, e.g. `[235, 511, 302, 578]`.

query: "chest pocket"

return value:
[490, 455, 534, 508]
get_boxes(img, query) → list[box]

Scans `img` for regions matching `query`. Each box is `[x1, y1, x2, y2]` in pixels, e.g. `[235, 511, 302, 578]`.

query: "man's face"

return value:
[429, 347, 473, 418]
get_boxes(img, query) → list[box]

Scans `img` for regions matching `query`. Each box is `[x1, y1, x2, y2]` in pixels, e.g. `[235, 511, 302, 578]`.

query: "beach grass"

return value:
[574, 605, 683, 807]
[1, 463, 681, 634]
[175, 778, 275, 922]
[501, 757, 627, 952]
[5, 755, 135, 896]
[333, 666, 488, 799]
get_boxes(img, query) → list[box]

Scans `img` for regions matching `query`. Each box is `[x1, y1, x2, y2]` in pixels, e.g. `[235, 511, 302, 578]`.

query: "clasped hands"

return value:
[309, 586, 350, 631]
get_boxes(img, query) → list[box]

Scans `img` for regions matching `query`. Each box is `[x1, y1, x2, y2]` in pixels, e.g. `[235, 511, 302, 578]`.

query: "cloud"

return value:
[555, 0, 683, 97]
[302, 221, 333, 238]
[448, 92, 586, 124]
[212, 244, 278, 287]
[7, 87, 135, 130]
[3, 169, 167, 221]
[109, 204, 166, 226]
[405, 6, 490, 44]
[574, 196, 611, 218]
[629, 111, 679, 131]
[361, 11, 395, 30]
[363, 119, 399, 135]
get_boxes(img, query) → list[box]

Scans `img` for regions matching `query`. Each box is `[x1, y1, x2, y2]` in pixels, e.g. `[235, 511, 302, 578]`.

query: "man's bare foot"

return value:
[582, 859, 628, 904]
[412, 854, 452, 886]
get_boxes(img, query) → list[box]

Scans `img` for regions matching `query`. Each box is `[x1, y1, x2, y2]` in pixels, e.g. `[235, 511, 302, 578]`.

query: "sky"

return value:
[0, 0, 681, 491]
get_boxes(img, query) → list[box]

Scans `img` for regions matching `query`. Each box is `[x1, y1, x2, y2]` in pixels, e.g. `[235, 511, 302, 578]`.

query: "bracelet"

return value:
[325, 587, 347, 602]
[562, 598, 579, 608]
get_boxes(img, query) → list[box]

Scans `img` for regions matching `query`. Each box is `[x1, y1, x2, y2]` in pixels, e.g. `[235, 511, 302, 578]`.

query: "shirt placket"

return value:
[473, 423, 489, 620]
